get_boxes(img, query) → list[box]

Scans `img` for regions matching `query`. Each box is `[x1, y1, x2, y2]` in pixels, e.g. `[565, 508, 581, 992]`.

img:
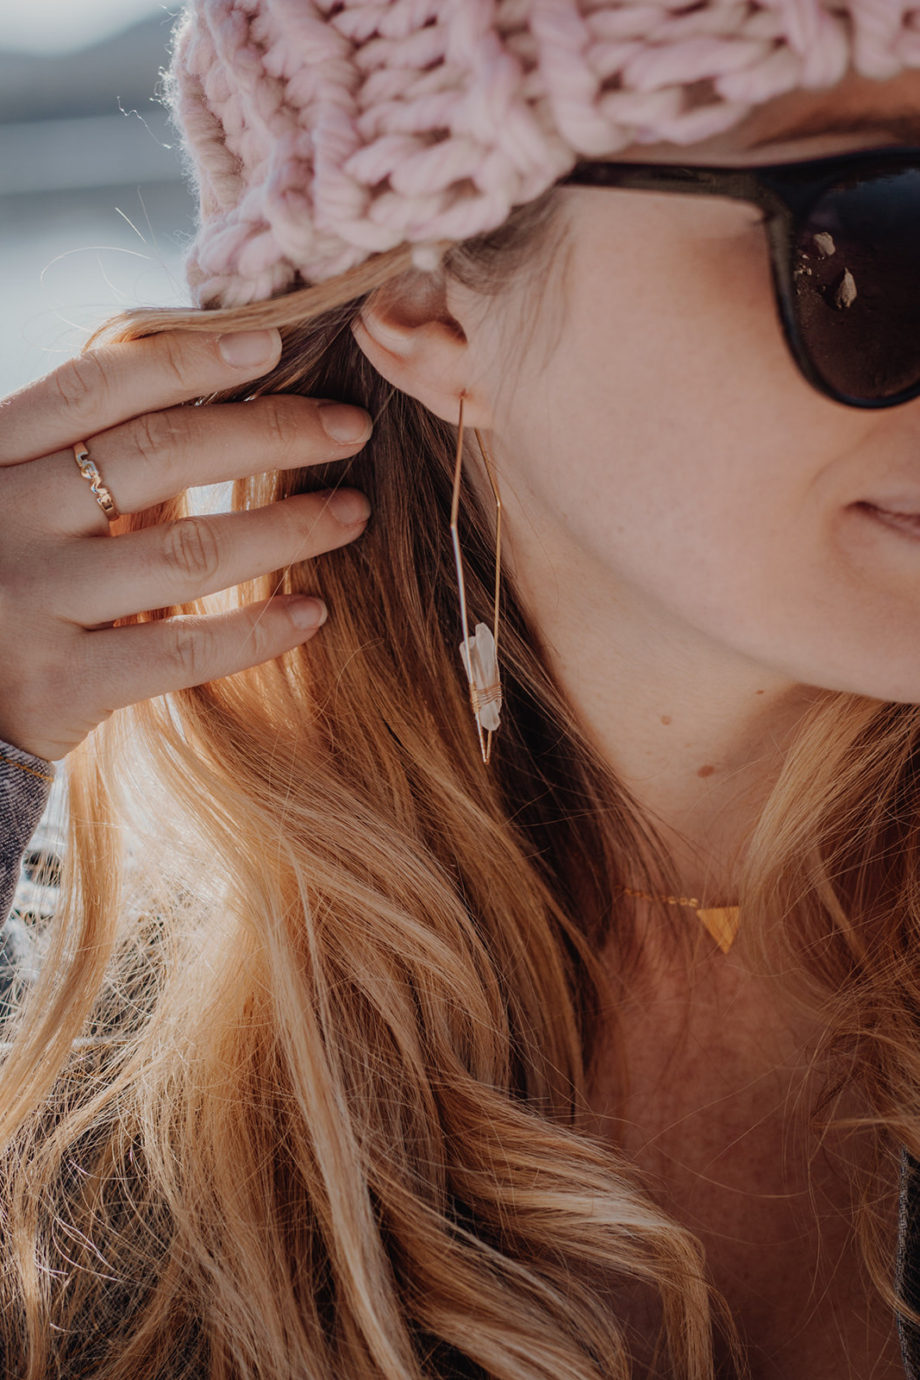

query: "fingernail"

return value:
[288, 597, 327, 630]
[318, 402, 373, 444]
[217, 329, 282, 369]
[327, 488, 372, 525]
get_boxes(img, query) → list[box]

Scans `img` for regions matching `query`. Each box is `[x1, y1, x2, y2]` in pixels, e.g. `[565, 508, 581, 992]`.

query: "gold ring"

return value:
[73, 442, 120, 521]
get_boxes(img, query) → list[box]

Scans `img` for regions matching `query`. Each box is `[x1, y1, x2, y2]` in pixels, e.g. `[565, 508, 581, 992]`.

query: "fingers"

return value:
[0, 328, 284, 465]
[67, 489, 372, 625]
[0, 324, 384, 761]
[10, 598, 329, 761]
[35, 394, 374, 535]
[99, 597, 328, 712]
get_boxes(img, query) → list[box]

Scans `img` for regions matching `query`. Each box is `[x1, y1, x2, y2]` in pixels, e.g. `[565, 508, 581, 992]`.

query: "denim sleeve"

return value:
[898, 1148, 920, 1379]
[0, 741, 54, 927]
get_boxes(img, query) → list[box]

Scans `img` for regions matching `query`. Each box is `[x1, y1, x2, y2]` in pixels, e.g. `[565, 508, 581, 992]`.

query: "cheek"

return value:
[501, 200, 825, 568]
[489, 195, 898, 678]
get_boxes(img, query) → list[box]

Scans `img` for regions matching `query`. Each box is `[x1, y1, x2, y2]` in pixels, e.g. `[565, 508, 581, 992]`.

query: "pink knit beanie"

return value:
[166, 0, 920, 307]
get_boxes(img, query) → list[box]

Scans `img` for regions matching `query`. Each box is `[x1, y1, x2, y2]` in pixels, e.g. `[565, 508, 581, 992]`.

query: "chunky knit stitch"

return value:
[166, 0, 920, 306]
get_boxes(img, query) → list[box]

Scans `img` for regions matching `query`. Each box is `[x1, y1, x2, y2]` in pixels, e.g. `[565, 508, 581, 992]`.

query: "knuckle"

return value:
[167, 619, 213, 684]
[262, 399, 302, 459]
[239, 606, 275, 663]
[132, 409, 171, 470]
[51, 353, 109, 424]
[131, 408, 190, 487]
[155, 332, 191, 392]
[161, 516, 221, 583]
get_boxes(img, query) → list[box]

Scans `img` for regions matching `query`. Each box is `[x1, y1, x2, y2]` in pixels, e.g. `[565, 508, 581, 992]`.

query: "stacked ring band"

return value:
[73, 442, 120, 521]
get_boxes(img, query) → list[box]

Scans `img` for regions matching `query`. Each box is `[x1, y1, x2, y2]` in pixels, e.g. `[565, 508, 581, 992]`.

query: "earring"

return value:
[450, 393, 503, 765]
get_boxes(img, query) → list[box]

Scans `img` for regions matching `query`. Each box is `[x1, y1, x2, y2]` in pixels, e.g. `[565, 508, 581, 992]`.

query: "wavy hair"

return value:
[0, 183, 918, 1379]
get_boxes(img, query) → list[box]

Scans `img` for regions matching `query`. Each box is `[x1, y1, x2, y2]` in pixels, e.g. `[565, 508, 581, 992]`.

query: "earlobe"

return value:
[350, 288, 493, 429]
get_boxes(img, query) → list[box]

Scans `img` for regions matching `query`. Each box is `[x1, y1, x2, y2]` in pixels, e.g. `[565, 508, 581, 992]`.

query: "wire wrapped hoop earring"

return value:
[450, 393, 503, 766]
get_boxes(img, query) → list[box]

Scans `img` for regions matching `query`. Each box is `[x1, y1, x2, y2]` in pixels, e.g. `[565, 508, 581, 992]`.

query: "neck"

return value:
[507, 532, 824, 908]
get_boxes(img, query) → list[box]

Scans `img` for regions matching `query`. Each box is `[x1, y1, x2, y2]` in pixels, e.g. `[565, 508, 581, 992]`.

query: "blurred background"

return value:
[0, 0, 196, 396]
[0, 3, 199, 954]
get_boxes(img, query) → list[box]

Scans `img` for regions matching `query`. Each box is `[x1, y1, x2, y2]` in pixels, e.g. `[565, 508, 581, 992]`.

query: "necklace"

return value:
[620, 886, 740, 954]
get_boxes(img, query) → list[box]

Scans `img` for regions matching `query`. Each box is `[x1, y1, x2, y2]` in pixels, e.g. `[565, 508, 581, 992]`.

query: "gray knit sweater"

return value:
[0, 743, 918, 1373]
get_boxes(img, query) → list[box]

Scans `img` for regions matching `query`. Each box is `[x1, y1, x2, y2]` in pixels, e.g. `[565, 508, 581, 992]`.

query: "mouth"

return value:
[854, 501, 920, 539]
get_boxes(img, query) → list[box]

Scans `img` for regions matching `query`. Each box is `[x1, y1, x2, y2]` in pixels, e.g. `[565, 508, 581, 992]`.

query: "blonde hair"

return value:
[1, 186, 919, 1379]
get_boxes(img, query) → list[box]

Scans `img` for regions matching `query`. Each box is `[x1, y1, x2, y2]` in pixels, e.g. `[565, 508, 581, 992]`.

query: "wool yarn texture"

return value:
[166, 0, 920, 307]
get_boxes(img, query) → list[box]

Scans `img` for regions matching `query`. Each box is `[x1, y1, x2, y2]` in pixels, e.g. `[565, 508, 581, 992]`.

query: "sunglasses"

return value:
[559, 146, 920, 411]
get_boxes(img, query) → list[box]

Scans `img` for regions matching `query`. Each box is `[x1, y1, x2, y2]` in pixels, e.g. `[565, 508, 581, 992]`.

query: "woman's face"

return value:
[462, 71, 920, 709]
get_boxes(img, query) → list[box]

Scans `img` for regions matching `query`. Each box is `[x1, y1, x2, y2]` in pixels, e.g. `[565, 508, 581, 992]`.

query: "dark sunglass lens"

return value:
[792, 162, 920, 403]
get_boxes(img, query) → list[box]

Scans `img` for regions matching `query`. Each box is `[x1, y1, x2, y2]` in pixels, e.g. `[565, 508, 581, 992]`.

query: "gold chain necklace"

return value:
[620, 886, 740, 954]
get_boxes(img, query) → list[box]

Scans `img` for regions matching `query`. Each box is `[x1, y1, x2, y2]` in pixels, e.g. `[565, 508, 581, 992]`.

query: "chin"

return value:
[797, 662, 920, 709]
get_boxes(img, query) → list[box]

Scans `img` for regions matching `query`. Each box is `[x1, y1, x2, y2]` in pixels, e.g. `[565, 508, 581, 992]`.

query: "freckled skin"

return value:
[419, 76, 920, 1380]
[358, 70, 920, 953]
[459, 77, 920, 840]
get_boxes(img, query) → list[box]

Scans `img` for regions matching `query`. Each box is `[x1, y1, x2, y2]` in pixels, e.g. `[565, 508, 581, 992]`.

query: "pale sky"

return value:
[2, 0, 169, 55]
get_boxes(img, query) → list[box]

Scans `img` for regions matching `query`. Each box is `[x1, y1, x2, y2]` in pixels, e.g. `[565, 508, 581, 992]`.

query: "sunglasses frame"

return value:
[558, 145, 920, 410]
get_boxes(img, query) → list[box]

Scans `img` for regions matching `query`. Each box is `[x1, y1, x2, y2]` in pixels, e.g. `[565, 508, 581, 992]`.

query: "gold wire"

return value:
[620, 885, 741, 953]
[620, 885, 702, 910]
[450, 394, 503, 765]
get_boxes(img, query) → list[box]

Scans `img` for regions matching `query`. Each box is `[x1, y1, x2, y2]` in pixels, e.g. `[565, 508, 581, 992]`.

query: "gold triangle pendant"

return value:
[696, 906, 740, 954]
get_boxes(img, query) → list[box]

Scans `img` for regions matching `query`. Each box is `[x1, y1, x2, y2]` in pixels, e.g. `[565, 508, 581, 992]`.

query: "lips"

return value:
[856, 501, 920, 536]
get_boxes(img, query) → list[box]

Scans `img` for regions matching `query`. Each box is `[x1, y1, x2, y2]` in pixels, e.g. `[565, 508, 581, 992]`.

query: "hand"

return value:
[0, 327, 374, 760]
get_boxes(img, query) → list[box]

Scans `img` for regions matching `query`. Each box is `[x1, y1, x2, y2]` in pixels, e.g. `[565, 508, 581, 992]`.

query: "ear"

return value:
[350, 272, 494, 429]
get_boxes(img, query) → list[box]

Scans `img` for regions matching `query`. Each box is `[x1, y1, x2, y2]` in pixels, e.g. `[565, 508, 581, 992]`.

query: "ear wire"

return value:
[450, 394, 503, 765]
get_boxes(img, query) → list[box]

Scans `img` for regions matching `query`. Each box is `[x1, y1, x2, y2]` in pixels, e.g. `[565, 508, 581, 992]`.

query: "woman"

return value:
[0, 1, 919, 1375]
